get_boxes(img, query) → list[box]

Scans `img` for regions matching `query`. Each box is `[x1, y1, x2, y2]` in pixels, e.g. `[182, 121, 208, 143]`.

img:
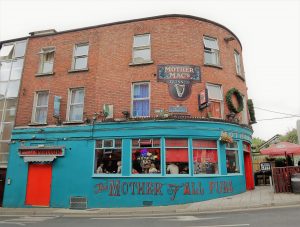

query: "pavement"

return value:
[1, 186, 300, 216]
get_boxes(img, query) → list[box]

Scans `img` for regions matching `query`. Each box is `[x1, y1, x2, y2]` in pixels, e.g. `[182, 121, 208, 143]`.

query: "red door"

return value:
[244, 152, 255, 190]
[25, 163, 52, 206]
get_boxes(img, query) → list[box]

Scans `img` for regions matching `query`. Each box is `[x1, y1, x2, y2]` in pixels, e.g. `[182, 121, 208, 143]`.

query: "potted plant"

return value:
[219, 132, 233, 144]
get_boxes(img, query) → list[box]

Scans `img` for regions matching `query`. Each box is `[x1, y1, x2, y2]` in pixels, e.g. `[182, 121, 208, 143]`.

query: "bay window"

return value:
[226, 142, 240, 173]
[193, 140, 218, 174]
[132, 138, 161, 174]
[94, 139, 122, 174]
[165, 138, 189, 174]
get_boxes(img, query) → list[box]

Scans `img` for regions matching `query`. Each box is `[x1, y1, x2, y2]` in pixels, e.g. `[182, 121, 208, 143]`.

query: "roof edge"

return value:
[0, 14, 242, 48]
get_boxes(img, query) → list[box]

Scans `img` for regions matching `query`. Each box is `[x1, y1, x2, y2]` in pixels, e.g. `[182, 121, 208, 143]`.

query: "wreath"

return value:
[247, 99, 256, 123]
[225, 88, 244, 113]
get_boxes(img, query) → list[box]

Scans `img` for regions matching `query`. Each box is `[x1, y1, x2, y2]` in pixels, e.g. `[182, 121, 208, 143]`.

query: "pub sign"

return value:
[157, 64, 201, 101]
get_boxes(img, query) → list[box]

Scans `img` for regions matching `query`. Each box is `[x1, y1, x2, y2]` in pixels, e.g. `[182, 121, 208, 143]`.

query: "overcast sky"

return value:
[1, 0, 299, 140]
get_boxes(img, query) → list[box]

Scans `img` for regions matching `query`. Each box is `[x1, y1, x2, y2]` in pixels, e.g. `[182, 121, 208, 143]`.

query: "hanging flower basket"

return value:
[219, 132, 233, 144]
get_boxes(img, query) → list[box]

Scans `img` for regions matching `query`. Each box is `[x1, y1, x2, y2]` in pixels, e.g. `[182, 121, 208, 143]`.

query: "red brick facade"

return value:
[15, 15, 248, 126]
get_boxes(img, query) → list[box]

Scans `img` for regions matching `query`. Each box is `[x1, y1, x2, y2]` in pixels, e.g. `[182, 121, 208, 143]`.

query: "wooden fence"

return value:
[272, 167, 300, 193]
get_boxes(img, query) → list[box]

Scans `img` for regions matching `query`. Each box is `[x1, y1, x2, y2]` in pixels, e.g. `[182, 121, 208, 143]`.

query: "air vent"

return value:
[142, 201, 153, 206]
[70, 196, 87, 209]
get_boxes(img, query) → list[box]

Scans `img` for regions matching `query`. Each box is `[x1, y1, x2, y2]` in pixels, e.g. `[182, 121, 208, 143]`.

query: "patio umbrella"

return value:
[260, 142, 300, 156]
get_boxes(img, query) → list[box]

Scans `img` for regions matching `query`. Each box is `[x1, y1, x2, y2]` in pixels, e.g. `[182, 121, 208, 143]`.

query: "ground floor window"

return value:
[226, 142, 240, 173]
[193, 140, 218, 174]
[94, 139, 122, 174]
[165, 138, 189, 174]
[132, 138, 161, 174]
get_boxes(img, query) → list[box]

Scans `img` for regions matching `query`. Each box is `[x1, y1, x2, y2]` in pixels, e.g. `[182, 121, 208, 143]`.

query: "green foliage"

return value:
[275, 158, 286, 167]
[247, 99, 256, 123]
[251, 137, 265, 153]
[280, 129, 299, 144]
[225, 88, 244, 113]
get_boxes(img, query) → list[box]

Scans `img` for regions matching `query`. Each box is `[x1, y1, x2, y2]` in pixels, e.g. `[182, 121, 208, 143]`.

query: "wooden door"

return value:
[244, 152, 254, 190]
[25, 163, 52, 206]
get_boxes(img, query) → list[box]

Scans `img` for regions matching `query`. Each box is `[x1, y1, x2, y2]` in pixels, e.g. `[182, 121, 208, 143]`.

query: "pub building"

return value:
[2, 14, 254, 208]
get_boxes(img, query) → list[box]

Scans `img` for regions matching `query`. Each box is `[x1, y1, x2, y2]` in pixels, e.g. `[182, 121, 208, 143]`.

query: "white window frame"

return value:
[72, 43, 89, 70]
[0, 44, 14, 60]
[132, 34, 151, 64]
[66, 87, 85, 122]
[234, 50, 242, 76]
[131, 82, 150, 118]
[203, 36, 220, 66]
[31, 90, 49, 124]
[38, 47, 55, 74]
[206, 83, 224, 119]
[226, 141, 240, 174]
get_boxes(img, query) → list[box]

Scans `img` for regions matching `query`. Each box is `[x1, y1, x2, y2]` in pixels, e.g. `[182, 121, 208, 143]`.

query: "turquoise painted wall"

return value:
[3, 120, 252, 208]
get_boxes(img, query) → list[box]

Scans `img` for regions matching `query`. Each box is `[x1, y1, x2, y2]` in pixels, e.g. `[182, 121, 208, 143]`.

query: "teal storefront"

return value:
[3, 120, 253, 208]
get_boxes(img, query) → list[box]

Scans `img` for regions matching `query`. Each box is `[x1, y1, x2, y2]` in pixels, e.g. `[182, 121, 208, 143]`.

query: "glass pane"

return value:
[69, 104, 83, 121]
[133, 48, 151, 63]
[133, 34, 150, 47]
[103, 139, 113, 148]
[96, 140, 102, 148]
[6, 80, 20, 98]
[5, 98, 17, 109]
[41, 61, 53, 73]
[0, 142, 9, 163]
[71, 89, 84, 104]
[34, 107, 48, 123]
[207, 84, 222, 100]
[115, 139, 122, 148]
[0, 45, 14, 58]
[133, 100, 149, 117]
[193, 140, 217, 148]
[10, 59, 24, 80]
[4, 108, 16, 122]
[74, 57, 87, 70]
[204, 51, 218, 65]
[75, 44, 89, 56]
[133, 83, 149, 98]
[94, 148, 122, 174]
[132, 147, 160, 174]
[226, 142, 238, 149]
[0, 82, 8, 98]
[1, 123, 13, 140]
[0, 61, 12, 81]
[166, 148, 189, 174]
[165, 139, 188, 147]
[14, 41, 27, 58]
[193, 149, 218, 174]
[0, 110, 3, 121]
[226, 150, 240, 173]
[203, 37, 219, 50]
[37, 92, 49, 106]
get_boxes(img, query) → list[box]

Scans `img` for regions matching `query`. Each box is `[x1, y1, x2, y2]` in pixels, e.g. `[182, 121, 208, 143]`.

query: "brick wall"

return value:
[15, 16, 248, 126]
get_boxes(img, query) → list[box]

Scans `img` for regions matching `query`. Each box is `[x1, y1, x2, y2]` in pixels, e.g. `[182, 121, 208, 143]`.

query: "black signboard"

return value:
[157, 64, 201, 101]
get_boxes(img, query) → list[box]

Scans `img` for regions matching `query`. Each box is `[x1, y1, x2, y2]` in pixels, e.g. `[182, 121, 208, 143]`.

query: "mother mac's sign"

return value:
[157, 65, 201, 100]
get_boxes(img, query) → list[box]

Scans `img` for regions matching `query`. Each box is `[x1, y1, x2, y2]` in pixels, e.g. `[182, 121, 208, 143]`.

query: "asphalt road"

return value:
[0, 206, 300, 227]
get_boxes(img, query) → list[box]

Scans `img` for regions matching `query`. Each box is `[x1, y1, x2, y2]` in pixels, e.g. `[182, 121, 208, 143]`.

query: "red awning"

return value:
[260, 142, 300, 156]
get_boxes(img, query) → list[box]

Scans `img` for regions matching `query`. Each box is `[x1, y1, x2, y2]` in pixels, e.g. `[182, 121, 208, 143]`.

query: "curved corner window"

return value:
[193, 140, 218, 174]
[226, 142, 240, 174]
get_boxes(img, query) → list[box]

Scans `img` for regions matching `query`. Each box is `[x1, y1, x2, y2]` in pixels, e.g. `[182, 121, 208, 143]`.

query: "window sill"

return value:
[236, 74, 245, 81]
[62, 121, 85, 125]
[129, 60, 154, 66]
[28, 123, 48, 126]
[35, 72, 55, 77]
[204, 64, 223, 69]
[68, 68, 89, 73]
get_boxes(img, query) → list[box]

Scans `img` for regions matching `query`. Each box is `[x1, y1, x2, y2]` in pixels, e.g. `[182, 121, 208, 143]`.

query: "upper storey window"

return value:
[132, 34, 151, 64]
[72, 43, 89, 70]
[203, 36, 220, 66]
[67, 88, 84, 122]
[234, 50, 243, 77]
[0, 41, 26, 61]
[32, 91, 49, 124]
[207, 83, 223, 119]
[38, 47, 55, 74]
[132, 82, 150, 117]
